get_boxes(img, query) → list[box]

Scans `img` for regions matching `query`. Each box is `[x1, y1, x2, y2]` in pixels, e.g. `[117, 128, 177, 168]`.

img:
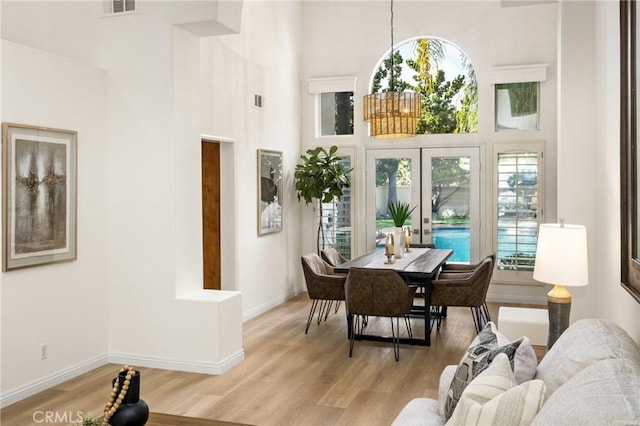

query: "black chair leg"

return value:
[391, 317, 400, 361]
[471, 307, 484, 334]
[305, 300, 319, 334]
[349, 314, 359, 357]
[482, 302, 491, 323]
[404, 315, 413, 339]
[324, 300, 333, 321]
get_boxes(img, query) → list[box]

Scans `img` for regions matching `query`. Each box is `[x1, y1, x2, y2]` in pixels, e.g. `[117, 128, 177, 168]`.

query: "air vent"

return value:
[254, 94, 264, 109]
[108, 0, 136, 14]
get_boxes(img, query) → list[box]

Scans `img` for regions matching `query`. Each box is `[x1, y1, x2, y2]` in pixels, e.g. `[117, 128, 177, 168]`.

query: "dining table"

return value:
[334, 246, 453, 346]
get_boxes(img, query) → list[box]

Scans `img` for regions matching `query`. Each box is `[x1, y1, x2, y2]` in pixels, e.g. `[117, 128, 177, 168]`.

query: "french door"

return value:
[366, 147, 480, 263]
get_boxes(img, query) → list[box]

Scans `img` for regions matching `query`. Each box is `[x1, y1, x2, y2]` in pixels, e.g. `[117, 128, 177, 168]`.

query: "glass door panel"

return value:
[422, 148, 480, 263]
[365, 150, 421, 249]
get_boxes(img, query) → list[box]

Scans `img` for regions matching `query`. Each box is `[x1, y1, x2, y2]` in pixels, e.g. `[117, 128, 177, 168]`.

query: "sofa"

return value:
[392, 318, 640, 425]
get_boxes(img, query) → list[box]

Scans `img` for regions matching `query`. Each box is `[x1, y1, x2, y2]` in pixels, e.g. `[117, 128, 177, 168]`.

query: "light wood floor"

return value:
[0, 295, 543, 426]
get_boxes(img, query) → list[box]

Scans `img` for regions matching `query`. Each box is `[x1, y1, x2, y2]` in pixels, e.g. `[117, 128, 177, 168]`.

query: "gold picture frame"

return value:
[2, 123, 78, 271]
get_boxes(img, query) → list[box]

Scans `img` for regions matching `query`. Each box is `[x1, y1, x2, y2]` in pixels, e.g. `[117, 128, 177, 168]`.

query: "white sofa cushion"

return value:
[535, 318, 640, 396]
[532, 357, 640, 425]
[391, 398, 444, 426]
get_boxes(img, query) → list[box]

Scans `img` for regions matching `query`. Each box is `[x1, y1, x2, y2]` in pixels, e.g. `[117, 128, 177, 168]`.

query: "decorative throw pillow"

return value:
[446, 354, 546, 426]
[488, 322, 538, 384]
[444, 322, 524, 420]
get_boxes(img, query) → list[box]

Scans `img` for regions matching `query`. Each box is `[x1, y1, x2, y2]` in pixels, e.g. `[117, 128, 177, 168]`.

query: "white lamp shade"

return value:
[533, 223, 589, 287]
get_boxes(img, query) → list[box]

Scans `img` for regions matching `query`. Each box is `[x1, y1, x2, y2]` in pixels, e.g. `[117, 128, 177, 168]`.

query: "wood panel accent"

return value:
[202, 141, 221, 290]
[149, 412, 248, 426]
[0, 295, 546, 426]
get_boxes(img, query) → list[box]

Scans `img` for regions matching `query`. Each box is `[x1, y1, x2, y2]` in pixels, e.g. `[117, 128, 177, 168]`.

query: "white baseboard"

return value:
[486, 294, 547, 305]
[0, 349, 245, 409]
[242, 289, 297, 322]
[108, 349, 245, 375]
[0, 353, 109, 409]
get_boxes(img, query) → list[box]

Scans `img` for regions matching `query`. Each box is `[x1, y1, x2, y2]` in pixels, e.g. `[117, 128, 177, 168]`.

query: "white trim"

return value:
[0, 354, 109, 408]
[490, 64, 548, 83]
[242, 289, 298, 322]
[108, 350, 244, 375]
[0, 349, 246, 408]
[200, 134, 236, 144]
[307, 76, 357, 94]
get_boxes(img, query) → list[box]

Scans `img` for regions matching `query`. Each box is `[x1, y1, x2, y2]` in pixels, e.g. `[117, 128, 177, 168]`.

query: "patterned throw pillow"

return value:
[444, 323, 523, 420]
[446, 354, 546, 426]
[489, 321, 538, 384]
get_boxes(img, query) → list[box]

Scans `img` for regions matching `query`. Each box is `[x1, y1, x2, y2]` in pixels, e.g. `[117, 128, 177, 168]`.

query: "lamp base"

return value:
[547, 285, 572, 349]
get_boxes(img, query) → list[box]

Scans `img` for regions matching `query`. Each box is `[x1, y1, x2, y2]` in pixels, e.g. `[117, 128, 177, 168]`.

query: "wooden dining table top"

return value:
[333, 246, 453, 280]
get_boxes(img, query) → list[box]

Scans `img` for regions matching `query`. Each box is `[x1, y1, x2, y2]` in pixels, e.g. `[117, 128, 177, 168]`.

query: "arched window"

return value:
[370, 37, 477, 134]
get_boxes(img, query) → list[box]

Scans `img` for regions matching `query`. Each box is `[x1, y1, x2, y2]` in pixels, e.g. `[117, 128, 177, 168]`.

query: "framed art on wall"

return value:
[258, 149, 283, 235]
[621, 0, 640, 303]
[2, 123, 78, 271]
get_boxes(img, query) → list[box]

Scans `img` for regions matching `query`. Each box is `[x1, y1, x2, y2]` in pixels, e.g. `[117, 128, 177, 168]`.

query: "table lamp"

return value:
[533, 221, 588, 348]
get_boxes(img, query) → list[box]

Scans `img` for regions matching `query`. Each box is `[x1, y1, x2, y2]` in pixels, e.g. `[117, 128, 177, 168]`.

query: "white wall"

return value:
[555, 0, 640, 343]
[1, 0, 305, 405]
[199, 0, 304, 317]
[0, 40, 109, 399]
[593, 0, 640, 341]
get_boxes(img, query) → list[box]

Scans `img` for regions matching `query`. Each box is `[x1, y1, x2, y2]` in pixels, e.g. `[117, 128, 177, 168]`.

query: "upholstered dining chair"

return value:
[300, 253, 347, 334]
[430, 254, 495, 334]
[345, 268, 418, 361]
[320, 247, 348, 267]
[320, 247, 348, 314]
[437, 253, 496, 325]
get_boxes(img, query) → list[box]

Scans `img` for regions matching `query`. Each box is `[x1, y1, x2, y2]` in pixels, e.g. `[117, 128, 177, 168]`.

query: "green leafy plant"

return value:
[388, 201, 417, 227]
[295, 146, 352, 254]
[74, 416, 102, 426]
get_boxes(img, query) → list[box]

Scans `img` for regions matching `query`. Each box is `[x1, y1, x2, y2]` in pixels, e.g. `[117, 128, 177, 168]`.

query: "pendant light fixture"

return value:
[363, 0, 422, 138]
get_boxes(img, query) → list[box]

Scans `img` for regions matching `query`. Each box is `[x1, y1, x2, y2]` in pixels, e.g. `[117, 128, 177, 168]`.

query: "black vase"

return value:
[109, 370, 149, 426]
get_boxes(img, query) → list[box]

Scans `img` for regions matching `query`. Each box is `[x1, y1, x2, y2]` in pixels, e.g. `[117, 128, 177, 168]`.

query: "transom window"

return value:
[368, 37, 478, 134]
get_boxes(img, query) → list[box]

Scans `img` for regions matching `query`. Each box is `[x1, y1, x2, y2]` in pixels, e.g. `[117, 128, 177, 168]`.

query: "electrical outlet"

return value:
[40, 343, 48, 360]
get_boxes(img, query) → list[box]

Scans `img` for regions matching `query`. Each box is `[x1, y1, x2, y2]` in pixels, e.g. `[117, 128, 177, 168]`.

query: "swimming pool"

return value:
[433, 227, 471, 262]
[433, 227, 537, 263]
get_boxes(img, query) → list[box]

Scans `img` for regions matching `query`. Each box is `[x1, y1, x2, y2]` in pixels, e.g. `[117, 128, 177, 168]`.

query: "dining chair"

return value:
[300, 254, 347, 334]
[437, 253, 496, 324]
[430, 254, 495, 334]
[345, 267, 418, 361]
[320, 247, 348, 315]
[320, 247, 348, 267]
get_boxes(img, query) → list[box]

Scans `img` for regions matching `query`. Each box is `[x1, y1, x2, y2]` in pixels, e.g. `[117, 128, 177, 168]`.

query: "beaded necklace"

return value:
[102, 365, 135, 425]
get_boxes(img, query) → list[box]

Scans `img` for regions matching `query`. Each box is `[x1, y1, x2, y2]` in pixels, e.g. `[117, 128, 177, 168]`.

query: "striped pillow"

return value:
[446, 353, 546, 426]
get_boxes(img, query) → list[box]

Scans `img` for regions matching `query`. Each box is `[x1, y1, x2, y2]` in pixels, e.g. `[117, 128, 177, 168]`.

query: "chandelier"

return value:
[363, 0, 422, 138]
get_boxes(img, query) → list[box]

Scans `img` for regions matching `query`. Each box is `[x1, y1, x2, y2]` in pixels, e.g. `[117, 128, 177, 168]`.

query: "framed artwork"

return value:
[621, 0, 640, 303]
[2, 123, 78, 271]
[258, 149, 283, 235]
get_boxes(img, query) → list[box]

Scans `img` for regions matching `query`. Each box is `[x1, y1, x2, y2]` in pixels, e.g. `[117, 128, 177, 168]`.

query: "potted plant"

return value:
[295, 146, 352, 254]
[388, 201, 417, 258]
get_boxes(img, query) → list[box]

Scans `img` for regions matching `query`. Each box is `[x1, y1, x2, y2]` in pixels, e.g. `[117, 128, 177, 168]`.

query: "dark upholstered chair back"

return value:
[345, 268, 417, 317]
[320, 247, 347, 267]
[301, 254, 346, 301]
[431, 255, 494, 308]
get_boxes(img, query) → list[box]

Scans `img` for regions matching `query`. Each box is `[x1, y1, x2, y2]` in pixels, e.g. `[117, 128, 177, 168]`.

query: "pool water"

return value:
[433, 228, 470, 262]
[433, 227, 537, 263]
